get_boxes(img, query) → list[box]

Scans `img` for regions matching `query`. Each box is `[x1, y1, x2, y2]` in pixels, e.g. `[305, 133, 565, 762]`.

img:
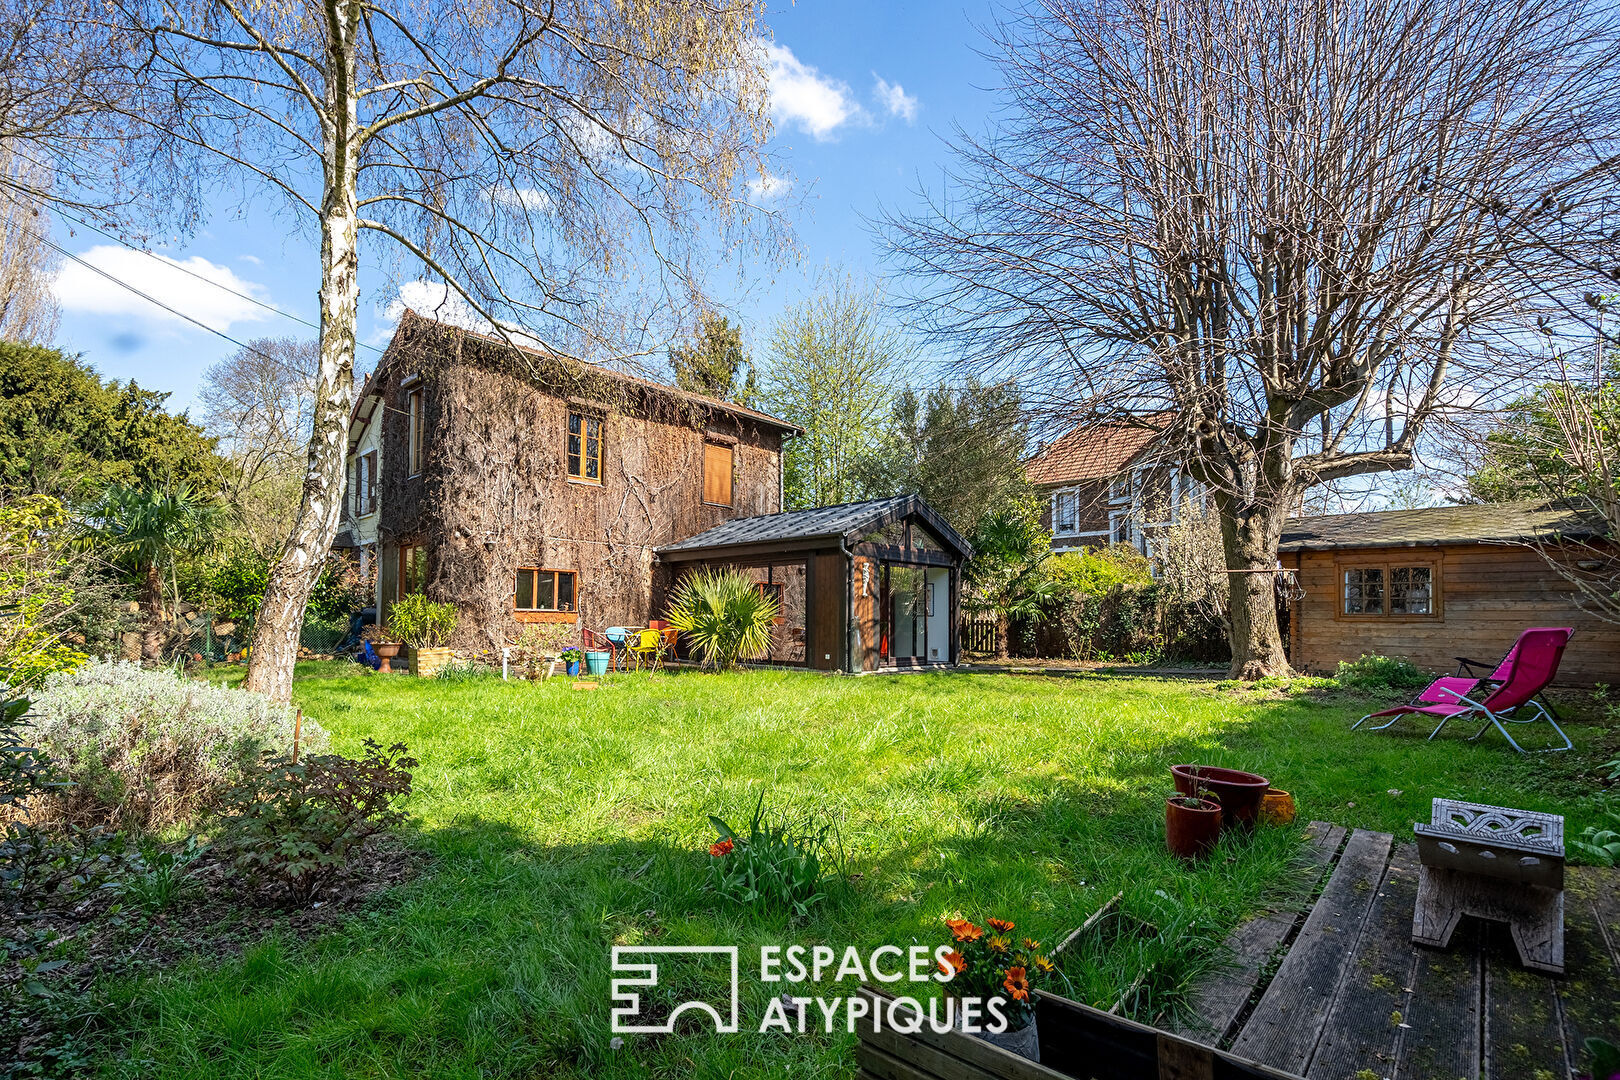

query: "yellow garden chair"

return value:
[626, 628, 666, 672]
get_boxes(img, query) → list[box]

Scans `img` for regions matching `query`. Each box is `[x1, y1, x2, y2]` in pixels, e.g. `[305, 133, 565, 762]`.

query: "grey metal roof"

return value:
[657, 495, 972, 558]
[1278, 499, 1607, 552]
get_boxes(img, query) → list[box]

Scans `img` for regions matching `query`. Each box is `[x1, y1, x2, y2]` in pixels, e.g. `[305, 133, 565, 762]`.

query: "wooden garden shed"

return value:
[655, 495, 972, 673]
[1278, 500, 1620, 685]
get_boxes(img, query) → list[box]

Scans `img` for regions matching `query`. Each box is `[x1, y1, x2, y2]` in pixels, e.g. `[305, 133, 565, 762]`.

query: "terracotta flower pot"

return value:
[1260, 788, 1296, 826]
[372, 642, 402, 673]
[1171, 764, 1270, 834]
[1166, 795, 1223, 859]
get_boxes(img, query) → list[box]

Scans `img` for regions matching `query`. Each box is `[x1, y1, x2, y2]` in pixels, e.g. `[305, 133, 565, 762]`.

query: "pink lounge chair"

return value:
[1353, 628, 1575, 753]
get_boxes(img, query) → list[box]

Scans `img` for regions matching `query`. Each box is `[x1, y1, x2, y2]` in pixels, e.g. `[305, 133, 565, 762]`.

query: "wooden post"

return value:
[292, 709, 302, 764]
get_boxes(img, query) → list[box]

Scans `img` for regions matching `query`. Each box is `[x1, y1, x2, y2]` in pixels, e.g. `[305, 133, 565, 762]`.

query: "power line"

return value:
[44, 204, 386, 355]
[38, 232, 350, 374]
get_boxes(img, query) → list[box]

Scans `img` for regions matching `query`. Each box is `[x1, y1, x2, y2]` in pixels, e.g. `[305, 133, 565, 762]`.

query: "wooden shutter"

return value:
[704, 443, 733, 506]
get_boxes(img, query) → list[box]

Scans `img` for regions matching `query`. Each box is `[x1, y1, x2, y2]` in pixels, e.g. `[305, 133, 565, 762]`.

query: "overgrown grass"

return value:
[94, 663, 1612, 1079]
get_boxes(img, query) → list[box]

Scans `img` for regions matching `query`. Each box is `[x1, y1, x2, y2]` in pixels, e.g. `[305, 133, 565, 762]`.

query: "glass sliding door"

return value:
[883, 564, 929, 663]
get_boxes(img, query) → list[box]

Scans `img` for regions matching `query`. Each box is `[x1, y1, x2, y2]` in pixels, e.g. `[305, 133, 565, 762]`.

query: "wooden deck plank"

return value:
[1482, 921, 1569, 1080]
[1392, 919, 1483, 1080]
[1556, 867, 1620, 1072]
[1304, 844, 1423, 1080]
[1230, 830, 1395, 1073]
[1170, 822, 1346, 1048]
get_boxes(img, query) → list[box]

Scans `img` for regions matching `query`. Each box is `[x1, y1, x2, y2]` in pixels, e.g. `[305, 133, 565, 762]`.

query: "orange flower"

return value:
[1033, 955, 1055, 974]
[1002, 966, 1030, 1002]
[709, 838, 734, 857]
[1022, 938, 1042, 952]
[987, 917, 1015, 934]
[938, 950, 966, 978]
[986, 934, 1011, 954]
[950, 920, 984, 943]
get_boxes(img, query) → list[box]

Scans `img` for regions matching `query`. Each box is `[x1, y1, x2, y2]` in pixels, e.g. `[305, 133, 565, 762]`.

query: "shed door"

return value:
[809, 552, 844, 670]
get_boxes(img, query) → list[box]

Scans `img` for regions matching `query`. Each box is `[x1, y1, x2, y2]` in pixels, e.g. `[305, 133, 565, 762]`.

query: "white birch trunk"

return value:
[243, 10, 360, 703]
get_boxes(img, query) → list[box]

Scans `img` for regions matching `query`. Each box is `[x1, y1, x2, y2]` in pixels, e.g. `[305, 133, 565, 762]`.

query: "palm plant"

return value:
[82, 484, 222, 661]
[966, 506, 1060, 660]
[664, 569, 779, 670]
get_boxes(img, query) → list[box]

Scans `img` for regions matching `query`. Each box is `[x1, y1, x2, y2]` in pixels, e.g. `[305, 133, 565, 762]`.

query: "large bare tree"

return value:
[883, 0, 1620, 677]
[88, 0, 781, 699]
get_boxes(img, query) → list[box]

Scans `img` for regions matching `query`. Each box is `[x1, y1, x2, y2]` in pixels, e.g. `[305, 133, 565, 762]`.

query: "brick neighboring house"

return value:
[334, 311, 802, 653]
[1024, 413, 1201, 556]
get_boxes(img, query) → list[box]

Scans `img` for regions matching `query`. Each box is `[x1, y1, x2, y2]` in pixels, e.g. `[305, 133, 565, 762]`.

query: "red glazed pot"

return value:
[1171, 764, 1270, 834]
[1165, 795, 1223, 860]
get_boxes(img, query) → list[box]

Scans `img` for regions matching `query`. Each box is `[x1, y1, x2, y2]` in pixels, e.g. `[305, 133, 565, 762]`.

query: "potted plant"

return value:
[1170, 764, 1269, 833]
[938, 915, 1053, 1062]
[387, 593, 459, 678]
[515, 623, 578, 679]
[560, 647, 583, 678]
[363, 624, 402, 673]
[1165, 793, 1223, 859]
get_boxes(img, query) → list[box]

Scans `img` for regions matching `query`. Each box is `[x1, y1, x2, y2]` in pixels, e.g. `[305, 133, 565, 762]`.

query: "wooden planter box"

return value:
[409, 646, 455, 678]
[855, 986, 1301, 1080]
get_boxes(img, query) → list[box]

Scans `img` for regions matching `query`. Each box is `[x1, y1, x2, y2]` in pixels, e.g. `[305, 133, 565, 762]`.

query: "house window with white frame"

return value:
[353, 450, 378, 516]
[1054, 491, 1076, 534]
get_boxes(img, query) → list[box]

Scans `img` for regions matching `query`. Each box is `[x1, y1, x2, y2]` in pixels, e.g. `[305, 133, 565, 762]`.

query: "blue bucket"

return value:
[566, 660, 580, 677]
[584, 650, 611, 677]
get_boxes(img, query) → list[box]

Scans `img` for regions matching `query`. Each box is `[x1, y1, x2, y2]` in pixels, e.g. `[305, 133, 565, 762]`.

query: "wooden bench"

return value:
[1411, 798, 1565, 973]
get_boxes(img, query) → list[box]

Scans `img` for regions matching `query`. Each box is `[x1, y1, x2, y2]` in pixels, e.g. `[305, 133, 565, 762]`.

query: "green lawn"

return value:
[98, 664, 1613, 1079]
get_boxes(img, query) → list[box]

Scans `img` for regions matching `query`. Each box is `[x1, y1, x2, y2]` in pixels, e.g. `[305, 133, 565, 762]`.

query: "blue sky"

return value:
[47, 1, 1003, 415]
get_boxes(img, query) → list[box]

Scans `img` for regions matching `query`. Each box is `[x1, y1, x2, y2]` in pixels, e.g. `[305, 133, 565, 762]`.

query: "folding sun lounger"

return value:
[1353, 627, 1575, 753]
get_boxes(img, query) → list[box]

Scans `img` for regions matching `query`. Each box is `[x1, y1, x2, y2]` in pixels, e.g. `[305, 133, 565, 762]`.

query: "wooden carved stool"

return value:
[1412, 799, 1565, 973]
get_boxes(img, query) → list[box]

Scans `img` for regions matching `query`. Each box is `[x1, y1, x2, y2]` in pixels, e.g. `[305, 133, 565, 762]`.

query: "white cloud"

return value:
[237, 253, 263, 266]
[53, 245, 271, 333]
[383, 280, 492, 335]
[748, 173, 792, 200]
[873, 76, 918, 123]
[484, 185, 555, 215]
[763, 42, 868, 140]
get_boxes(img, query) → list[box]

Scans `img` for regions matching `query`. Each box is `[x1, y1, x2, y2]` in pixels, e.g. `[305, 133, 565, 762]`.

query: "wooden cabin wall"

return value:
[375, 346, 784, 654]
[851, 554, 878, 671]
[1286, 543, 1620, 685]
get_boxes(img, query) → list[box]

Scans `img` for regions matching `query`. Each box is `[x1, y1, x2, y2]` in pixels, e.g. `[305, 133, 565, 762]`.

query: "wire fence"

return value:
[161, 612, 355, 664]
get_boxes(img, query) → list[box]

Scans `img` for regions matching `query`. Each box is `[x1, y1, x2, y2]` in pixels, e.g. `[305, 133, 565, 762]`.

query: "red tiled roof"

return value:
[1025, 414, 1172, 485]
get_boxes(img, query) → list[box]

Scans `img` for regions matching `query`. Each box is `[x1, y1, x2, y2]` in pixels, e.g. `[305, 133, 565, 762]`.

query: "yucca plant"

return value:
[664, 569, 778, 670]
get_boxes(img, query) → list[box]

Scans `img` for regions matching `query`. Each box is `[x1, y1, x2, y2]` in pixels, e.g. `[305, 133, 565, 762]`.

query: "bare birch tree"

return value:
[0, 143, 57, 342]
[199, 337, 321, 555]
[88, 0, 781, 699]
[882, 0, 1620, 677]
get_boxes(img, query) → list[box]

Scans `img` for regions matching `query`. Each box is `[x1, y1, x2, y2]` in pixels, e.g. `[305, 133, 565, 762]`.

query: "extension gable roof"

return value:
[1278, 499, 1608, 552]
[385, 310, 802, 435]
[657, 495, 972, 561]
[1025, 413, 1173, 486]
